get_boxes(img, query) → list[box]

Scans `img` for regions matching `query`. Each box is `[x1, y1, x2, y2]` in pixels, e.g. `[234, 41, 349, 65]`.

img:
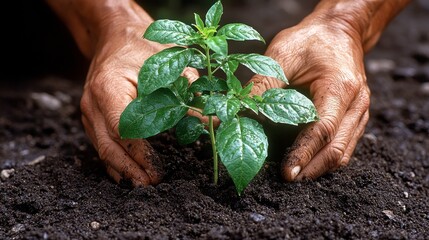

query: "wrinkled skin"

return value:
[79, 20, 198, 186]
[46, 0, 410, 186]
[249, 22, 370, 181]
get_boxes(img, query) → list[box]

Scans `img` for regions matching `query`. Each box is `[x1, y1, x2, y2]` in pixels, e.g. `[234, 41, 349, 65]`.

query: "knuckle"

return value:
[79, 92, 92, 117]
[106, 113, 121, 139]
[358, 88, 371, 110]
[326, 144, 346, 168]
[313, 115, 338, 144]
[96, 137, 114, 164]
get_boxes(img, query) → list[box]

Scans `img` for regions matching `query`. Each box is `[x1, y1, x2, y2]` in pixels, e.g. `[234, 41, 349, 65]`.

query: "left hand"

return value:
[248, 20, 370, 181]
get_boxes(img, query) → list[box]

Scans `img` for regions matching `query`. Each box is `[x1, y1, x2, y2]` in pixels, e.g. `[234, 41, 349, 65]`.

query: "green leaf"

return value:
[170, 76, 192, 103]
[205, 1, 223, 27]
[194, 13, 205, 31]
[203, 95, 241, 122]
[176, 116, 205, 145]
[205, 36, 228, 56]
[216, 117, 268, 195]
[189, 76, 227, 93]
[226, 73, 242, 94]
[189, 49, 206, 69]
[259, 88, 318, 125]
[138, 47, 193, 95]
[253, 95, 263, 102]
[241, 96, 258, 114]
[229, 53, 288, 83]
[144, 20, 198, 46]
[119, 89, 188, 139]
[221, 60, 239, 76]
[240, 82, 254, 96]
[217, 23, 265, 43]
[189, 95, 208, 109]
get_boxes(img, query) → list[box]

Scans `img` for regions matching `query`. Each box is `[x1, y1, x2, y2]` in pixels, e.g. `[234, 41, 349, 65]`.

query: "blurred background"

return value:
[2, 0, 428, 83]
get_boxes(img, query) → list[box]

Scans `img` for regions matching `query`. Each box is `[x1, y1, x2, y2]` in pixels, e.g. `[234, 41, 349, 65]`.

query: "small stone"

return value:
[31, 92, 62, 111]
[27, 155, 46, 166]
[363, 133, 377, 143]
[1, 168, 15, 180]
[366, 59, 395, 73]
[382, 210, 396, 220]
[421, 82, 429, 95]
[90, 221, 101, 230]
[11, 224, 25, 233]
[404, 191, 409, 198]
[398, 201, 406, 212]
[249, 213, 266, 222]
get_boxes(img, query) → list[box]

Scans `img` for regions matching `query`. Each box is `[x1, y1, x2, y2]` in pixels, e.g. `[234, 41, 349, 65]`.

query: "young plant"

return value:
[119, 1, 318, 195]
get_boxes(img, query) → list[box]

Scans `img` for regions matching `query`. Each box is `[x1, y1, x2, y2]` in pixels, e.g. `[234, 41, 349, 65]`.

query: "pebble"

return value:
[31, 92, 62, 111]
[90, 221, 101, 230]
[403, 191, 409, 198]
[1, 168, 15, 180]
[27, 155, 46, 166]
[363, 133, 377, 143]
[382, 210, 396, 220]
[421, 82, 429, 95]
[366, 59, 395, 73]
[398, 201, 406, 212]
[249, 213, 266, 222]
[11, 223, 25, 233]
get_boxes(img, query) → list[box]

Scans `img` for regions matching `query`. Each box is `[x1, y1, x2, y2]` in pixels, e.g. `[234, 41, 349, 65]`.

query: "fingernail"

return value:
[291, 166, 301, 180]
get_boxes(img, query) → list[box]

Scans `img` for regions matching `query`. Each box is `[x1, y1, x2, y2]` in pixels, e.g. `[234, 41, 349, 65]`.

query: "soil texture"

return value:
[1, 1, 429, 239]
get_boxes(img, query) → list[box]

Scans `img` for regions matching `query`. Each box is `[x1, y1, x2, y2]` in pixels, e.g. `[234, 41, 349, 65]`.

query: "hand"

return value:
[79, 20, 198, 186]
[79, 21, 163, 186]
[249, 20, 370, 181]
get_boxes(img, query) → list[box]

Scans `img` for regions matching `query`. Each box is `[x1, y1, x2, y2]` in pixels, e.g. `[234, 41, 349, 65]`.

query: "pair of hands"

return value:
[80, 12, 370, 186]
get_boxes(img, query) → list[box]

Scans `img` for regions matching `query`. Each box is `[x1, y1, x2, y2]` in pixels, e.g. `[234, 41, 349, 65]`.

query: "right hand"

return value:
[80, 18, 198, 186]
[248, 20, 371, 182]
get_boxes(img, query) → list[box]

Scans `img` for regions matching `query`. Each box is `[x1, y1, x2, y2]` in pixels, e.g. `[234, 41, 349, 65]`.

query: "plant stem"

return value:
[209, 115, 218, 185]
[205, 46, 219, 185]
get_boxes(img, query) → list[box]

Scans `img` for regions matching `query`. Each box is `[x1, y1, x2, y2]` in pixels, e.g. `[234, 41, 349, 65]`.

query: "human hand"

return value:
[249, 19, 370, 181]
[79, 18, 199, 186]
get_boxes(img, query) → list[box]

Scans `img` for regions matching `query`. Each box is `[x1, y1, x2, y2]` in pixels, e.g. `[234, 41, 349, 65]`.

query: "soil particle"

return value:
[1, 1, 429, 239]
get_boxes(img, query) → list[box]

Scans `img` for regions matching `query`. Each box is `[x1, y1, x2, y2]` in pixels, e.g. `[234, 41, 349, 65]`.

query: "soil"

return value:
[1, 1, 429, 239]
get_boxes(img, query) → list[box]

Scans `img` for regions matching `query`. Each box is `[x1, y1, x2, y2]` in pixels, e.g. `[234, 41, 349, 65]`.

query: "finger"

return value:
[284, 88, 369, 181]
[105, 165, 121, 183]
[282, 81, 354, 181]
[183, 67, 200, 84]
[81, 84, 158, 186]
[248, 75, 287, 96]
[339, 110, 369, 167]
[187, 108, 220, 128]
[118, 139, 164, 184]
[82, 114, 152, 186]
[295, 109, 368, 180]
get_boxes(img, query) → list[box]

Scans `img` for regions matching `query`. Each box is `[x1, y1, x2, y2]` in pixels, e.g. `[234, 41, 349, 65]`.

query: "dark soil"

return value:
[1, 1, 429, 239]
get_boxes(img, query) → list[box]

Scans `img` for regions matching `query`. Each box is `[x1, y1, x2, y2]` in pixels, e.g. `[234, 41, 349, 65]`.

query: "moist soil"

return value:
[1, 1, 429, 239]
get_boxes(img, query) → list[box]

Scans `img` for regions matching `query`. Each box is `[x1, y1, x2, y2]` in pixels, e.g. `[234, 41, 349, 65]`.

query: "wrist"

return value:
[46, 0, 153, 58]
[305, 0, 410, 52]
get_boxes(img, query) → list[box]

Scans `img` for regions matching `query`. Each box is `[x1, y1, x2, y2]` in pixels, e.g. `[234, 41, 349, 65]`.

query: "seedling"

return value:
[119, 1, 318, 195]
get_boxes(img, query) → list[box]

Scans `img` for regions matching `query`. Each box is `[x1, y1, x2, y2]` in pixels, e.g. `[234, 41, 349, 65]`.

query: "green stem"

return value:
[205, 46, 219, 185]
[209, 115, 218, 185]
